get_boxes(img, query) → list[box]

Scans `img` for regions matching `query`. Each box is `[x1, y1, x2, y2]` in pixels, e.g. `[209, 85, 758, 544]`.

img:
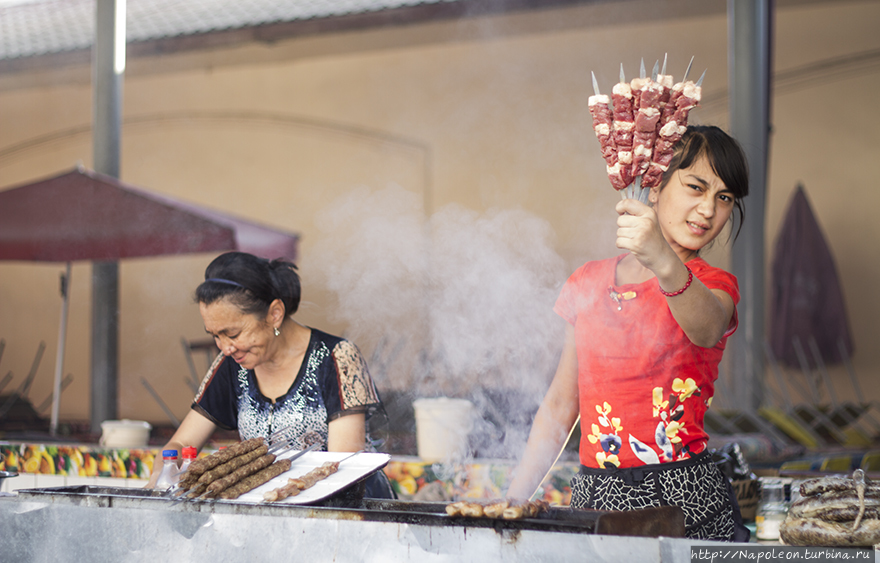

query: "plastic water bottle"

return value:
[179, 446, 197, 476]
[155, 449, 180, 490]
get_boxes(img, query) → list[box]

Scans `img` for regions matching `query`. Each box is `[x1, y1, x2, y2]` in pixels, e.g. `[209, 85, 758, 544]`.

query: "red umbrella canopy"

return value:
[0, 167, 298, 262]
[769, 184, 853, 366]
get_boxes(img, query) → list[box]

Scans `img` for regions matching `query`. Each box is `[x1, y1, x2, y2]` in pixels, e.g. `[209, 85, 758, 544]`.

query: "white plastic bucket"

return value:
[99, 419, 152, 448]
[412, 398, 474, 462]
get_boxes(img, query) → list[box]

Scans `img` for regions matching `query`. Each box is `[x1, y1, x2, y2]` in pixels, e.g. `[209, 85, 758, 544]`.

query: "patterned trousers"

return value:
[570, 451, 748, 541]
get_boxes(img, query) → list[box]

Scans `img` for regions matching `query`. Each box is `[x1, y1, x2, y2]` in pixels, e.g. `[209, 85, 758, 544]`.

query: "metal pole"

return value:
[727, 0, 772, 410]
[91, 0, 126, 432]
[50, 262, 71, 435]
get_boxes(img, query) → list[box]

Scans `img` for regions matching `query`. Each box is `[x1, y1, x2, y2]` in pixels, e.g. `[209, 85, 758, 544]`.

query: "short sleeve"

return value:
[326, 340, 380, 421]
[690, 259, 740, 337]
[693, 263, 740, 305]
[554, 266, 586, 326]
[191, 353, 239, 431]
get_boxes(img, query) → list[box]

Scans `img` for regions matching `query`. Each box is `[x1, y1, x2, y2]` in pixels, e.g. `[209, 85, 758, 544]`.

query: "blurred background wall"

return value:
[0, 0, 877, 436]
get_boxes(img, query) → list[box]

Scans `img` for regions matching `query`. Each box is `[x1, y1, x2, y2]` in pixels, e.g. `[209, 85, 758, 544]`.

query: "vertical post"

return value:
[727, 0, 772, 410]
[50, 263, 72, 436]
[91, 0, 126, 432]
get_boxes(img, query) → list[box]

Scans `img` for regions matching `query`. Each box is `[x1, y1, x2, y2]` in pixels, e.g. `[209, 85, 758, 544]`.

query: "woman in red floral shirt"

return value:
[509, 126, 750, 541]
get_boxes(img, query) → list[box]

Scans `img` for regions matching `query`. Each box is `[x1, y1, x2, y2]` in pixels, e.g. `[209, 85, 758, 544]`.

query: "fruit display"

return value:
[0, 443, 156, 479]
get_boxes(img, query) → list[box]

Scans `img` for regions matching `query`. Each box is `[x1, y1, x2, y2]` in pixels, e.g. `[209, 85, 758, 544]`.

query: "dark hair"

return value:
[195, 252, 301, 317]
[659, 125, 750, 240]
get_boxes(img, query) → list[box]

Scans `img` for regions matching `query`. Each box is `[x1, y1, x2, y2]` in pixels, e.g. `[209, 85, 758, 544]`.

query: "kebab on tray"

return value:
[167, 437, 297, 500]
[263, 461, 341, 502]
[781, 469, 880, 547]
[588, 56, 704, 202]
[260, 450, 367, 502]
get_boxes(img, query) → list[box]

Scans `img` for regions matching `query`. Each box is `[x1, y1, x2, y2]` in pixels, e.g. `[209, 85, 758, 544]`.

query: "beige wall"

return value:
[1, 0, 878, 426]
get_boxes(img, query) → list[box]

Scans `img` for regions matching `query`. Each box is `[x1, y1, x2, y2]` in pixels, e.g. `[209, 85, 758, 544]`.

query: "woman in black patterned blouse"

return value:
[147, 251, 391, 497]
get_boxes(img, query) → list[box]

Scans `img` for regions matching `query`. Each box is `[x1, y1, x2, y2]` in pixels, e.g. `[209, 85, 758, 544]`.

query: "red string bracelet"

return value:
[659, 266, 693, 297]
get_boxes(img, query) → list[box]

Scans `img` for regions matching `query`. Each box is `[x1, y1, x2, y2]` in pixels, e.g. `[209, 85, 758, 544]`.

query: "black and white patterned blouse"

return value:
[192, 328, 381, 451]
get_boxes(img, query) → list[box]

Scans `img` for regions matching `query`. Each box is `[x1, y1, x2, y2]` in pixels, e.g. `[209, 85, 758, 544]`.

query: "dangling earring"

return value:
[274, 326, 280, 337]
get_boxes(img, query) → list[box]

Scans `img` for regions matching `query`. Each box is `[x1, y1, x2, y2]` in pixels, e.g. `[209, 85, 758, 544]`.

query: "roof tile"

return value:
[0, 0, 459, 60]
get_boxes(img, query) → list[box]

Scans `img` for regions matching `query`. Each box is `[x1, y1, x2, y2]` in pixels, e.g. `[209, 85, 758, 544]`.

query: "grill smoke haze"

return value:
[308, 185, 569, 458]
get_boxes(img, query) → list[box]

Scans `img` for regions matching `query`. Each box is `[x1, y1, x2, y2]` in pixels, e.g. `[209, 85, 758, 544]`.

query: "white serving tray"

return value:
[219, 450, 390, 505]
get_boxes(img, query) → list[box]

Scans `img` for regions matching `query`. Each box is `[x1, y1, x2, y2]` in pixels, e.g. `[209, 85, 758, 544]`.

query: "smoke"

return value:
[308, 184, 569, 458]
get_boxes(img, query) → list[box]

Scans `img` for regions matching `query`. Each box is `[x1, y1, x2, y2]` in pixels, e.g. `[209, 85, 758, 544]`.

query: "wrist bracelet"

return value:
[659, 266, 693, 297]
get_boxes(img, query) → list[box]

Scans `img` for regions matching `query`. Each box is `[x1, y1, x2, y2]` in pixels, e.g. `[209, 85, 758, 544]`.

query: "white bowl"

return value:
[99, 419, 152, 448]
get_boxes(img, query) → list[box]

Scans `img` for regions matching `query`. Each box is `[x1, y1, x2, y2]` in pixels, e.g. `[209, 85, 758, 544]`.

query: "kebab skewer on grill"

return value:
[445, 498, 550, 520]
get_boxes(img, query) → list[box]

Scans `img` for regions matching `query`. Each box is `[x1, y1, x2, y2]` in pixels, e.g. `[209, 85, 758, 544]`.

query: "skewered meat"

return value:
[655, 73, 673, 111]
[179, 438, 264, 483]
[262, 461, 341, 502]
[483, 499, 509, 518]
[630, 78, 663, 178]
[609, 81, 635, 191]
[589, 59, 702, 195]
[207, 453, 276, 495]
[197, 445, 269, 485]
[185, 482, 207, 499]
[642, 77, 700, 188]
[445, 501, 468, 516]
[218, 459, 292, 500]
[445, 498, 550, 520]
[461, 502, 485, 517]
[288, 462, 340, 490]
[262, 479, 301, 502]
[503, 499, 549, 519]
[588, 93, 616, 167]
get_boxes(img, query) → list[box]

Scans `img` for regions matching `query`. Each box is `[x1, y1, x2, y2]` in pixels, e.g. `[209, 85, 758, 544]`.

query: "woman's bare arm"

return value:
[616, 198, 734, 347]
[146, 409, 217, 487]
[506, 324, 580, 500]
[327, 412, 366, 452]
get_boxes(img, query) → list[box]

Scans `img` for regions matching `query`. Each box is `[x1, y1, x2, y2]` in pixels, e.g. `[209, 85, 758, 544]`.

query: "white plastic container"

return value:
[179, 446, 198, 475]
[412, 398, 474, 462]
[99, 419, 152, 448]
[155, 449, 180, 490]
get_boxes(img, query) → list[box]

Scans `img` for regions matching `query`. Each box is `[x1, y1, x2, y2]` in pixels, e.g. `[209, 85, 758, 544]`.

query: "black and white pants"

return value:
[570, 451, 748, 541]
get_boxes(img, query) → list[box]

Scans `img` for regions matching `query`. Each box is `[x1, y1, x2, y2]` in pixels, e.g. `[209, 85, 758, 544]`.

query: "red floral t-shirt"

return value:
[554, 254, 739, 469]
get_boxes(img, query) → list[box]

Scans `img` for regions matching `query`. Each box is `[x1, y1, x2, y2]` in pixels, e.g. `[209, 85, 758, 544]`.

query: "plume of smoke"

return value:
[425, 204, 565, 392]
[309, 184, 569, 458]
